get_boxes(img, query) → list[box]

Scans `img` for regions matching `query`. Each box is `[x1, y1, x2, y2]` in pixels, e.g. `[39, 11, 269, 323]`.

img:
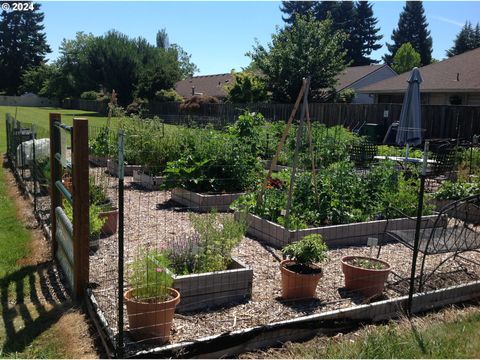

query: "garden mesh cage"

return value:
[6, 111, 480, 357]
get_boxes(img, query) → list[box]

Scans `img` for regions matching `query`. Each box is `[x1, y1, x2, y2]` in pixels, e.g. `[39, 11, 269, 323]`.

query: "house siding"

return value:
[348, 66, 398, 104]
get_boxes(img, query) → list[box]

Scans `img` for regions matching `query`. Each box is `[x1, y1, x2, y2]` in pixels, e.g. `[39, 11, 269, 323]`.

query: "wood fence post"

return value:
[72, 118, 89, 299]
[49, 113, 62, 257]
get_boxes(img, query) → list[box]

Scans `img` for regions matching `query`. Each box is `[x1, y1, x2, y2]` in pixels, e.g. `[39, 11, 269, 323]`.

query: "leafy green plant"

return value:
[63, 200, 106, 239]
[349, 257, 387, 270]
[433, 180, 479, 200]
[167, 211, 246, 275]
[89, 126, 114, 157]
[127, 248, 173, 302]
[282, 234, 328, 266]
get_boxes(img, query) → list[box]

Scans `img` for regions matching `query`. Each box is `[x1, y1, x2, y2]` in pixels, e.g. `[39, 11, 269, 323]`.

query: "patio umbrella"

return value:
[396, 67, 423, 158]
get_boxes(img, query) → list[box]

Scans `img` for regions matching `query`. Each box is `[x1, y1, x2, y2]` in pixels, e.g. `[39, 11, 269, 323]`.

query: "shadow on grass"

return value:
[0, 261, 71, 355]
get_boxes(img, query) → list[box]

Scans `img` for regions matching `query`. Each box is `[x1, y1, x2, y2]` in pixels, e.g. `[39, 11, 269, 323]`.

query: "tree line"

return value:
[1, 1, 479, 106]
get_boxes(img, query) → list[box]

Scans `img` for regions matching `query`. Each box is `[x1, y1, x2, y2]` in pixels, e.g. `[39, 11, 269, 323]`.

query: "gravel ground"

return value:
[88, 171, 480, 352]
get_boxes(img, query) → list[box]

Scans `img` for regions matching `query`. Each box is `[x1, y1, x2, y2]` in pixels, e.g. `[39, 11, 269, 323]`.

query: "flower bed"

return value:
[171, 258, 253, 313]
[172, 188, 244, 212]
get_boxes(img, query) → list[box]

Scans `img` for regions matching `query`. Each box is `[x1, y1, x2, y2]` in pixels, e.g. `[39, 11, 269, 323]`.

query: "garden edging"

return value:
[132, 170, 164, 190]
[235, 212, 439, 248]
[171, 188, 244, 212]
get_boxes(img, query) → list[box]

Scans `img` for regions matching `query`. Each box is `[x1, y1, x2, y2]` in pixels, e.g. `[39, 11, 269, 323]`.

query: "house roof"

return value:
[358, 47, 480, 94]
[335, 64, 395, 91]
[175, 73, 232, 99]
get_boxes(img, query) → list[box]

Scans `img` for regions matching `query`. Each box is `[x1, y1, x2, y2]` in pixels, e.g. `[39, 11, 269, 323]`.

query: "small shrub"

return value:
[126, 98, 149, 116]
[282, 234, 328, 266]
[155, 89, 184, 102]
[80, 90, 100, 100]
[433, 180, 479, 200]
[179, 95, 219, 114]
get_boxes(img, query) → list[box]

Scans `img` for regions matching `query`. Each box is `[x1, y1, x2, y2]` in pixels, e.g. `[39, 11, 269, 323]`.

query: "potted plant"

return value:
[124, 248, 180, 343]
[341, 256, 391, 298]
[89, 179, 118, 236]
[280, 234, 328, 300]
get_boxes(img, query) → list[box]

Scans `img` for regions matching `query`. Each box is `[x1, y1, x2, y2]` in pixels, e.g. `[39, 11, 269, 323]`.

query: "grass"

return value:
[0, 105, 111, 152]
[248, 306, 480, 359]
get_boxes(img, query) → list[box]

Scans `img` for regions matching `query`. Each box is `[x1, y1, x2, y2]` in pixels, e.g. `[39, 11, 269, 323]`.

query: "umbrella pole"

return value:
[406, 143, 410, 159]
[407, 140, 429, 316]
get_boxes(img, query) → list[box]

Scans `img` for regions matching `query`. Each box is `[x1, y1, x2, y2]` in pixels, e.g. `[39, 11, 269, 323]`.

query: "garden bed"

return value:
[171, 258, 253, 313]
[106, 159, 143, 177]
[89, 154, 108, 167]
[171, 188, 244, 212]
[132, 169, 164, 190]
[236, 212, 439, 248]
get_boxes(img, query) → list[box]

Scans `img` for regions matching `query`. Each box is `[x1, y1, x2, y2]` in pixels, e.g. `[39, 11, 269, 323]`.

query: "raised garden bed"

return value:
[171, 188, 244, 212]
[171, 258, 253, 313]
[89, 154, 108, 167]
[132, 170, 164, 190]
[236, 212, 439, 248]
[430, 199, 480, 224]
[107, 159, 142, 177]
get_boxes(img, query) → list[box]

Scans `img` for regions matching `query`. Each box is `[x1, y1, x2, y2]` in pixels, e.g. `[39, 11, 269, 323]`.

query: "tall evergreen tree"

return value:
[353, 1, 382, 65]
[280, 1, 315, 25]
[156, 28, 169, 49]
[334, 1, 356, 65]
[384, 1, 433, 66]
[446, 21, 480, 57]
[0, 2, 51, 94]
[313, 1, 339, 22]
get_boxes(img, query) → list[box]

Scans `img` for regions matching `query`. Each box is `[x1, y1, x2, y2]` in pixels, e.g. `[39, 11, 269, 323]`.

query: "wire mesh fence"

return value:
[6, 111, 480, 357]
[82, 112, 480, 357]
[5, 114, 52, 226]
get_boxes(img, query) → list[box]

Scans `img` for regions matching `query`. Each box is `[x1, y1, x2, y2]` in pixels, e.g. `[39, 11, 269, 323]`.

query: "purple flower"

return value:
[156, 267, 164, 273]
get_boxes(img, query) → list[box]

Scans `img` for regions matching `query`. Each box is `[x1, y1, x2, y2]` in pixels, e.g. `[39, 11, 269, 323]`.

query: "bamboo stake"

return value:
[257, 79, 308, 207]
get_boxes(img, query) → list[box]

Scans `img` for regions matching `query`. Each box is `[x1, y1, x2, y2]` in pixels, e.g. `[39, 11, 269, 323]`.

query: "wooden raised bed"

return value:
[431, 198, 480, 224]
[132, 170, 163, 190]
[171, 258, 253, 313]
[235, 212, 439, 248]
[171, 188, 244, 212]
[106, 159, 142, 177]
[262, 160, 290, 172]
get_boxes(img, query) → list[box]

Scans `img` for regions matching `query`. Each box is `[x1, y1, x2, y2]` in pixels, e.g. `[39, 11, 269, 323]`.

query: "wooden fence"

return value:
[147, 101, 480, 140]
[64, 99, 480, 140]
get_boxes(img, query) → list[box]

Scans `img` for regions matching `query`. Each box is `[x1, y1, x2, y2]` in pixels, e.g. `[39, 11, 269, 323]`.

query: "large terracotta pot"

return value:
[99, 208, 118, 236]
[280, 259, 323, 300]
[124, 288, 180, 343]
[341, 256, 391, 298]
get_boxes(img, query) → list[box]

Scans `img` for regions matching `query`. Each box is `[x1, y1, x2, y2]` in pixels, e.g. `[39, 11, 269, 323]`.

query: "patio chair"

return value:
[379, 194, 480, 291]
[428, 144, 457, 178]
[349, 140, 377, 168]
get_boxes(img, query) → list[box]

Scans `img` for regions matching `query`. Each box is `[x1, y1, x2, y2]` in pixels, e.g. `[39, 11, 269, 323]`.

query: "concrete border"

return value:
[129, 280, 480, 358]
[171, 188, 244, 212]
[235, 212, 439, 248]
[132, 170, 164, 190]
[107, 159, 142, 177]
[172, 258, 253, 313]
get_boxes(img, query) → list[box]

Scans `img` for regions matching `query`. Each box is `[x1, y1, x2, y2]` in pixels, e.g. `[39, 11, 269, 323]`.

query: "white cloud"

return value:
[430, 15, 464, 27]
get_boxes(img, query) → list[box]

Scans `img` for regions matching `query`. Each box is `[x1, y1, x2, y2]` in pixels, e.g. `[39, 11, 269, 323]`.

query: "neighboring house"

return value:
[334, 64, 398, 104]
[175, 73, 232, 100]
[357, 47, 480, 105]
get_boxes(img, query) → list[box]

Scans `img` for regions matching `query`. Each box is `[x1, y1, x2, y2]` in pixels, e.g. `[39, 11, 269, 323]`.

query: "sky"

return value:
[39, 1, 480, 75]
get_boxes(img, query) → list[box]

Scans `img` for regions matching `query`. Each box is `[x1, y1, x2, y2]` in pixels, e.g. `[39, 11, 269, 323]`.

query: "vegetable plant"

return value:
[127, 248, 173, 302]
[282, 234, 328, 266]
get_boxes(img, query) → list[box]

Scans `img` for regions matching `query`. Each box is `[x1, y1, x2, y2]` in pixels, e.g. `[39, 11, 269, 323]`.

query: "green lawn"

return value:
[252, 308, 480, 359]
[0, 106, 111, 152]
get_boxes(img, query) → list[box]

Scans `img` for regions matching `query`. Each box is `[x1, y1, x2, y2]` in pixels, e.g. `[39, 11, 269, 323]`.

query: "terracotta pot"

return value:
[99, 208, 118, 236]
[280, 259, 323, 300]
[124, 288, 180, 343]
[341, 256, 391, 298]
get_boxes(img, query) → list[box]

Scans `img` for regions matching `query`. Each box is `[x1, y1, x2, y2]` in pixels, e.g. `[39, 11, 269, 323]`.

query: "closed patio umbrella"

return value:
[396, 67, 423, 158]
